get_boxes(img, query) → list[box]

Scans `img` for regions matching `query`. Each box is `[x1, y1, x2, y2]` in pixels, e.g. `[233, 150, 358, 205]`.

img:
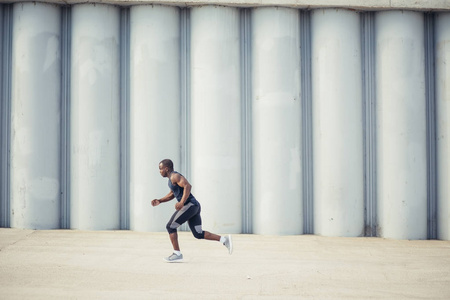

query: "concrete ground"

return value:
[0, 229, 449, 299]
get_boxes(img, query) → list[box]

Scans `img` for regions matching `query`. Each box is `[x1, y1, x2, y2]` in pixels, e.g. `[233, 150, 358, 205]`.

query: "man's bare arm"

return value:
[171, 173, 192, 210]
[151, 191, 175, 206]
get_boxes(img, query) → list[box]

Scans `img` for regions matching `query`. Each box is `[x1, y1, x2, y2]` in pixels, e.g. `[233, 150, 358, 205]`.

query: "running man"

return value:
[151, 159, 233, 262]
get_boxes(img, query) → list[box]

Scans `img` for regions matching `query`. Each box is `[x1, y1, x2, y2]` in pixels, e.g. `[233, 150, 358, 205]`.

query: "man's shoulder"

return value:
[170, 171, 183, 182]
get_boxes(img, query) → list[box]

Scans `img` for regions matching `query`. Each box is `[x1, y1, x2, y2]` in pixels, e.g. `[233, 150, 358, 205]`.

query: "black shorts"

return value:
[166, 202, 204, 239]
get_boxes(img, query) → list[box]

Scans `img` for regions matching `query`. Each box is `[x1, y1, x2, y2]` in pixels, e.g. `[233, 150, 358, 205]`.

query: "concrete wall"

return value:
[129, 5, 181, 231]
[10, 3, 61, 229]
[190, 6, 242, 234]
[251, 7, 302, 235]
[1, 0, 449, 10]
[311, 9, 364, 237]
[436, 12, 450, 241]
[375, 11, 428, 239]
[1, 2, 449, 240]
[70, 4, 121, 230]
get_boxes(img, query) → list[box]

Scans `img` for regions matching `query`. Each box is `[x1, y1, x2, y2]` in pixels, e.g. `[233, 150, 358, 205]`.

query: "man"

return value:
[151, 159, 233, 262]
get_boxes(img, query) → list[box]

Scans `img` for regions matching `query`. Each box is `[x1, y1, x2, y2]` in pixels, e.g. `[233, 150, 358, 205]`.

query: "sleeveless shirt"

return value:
[168, 171, 199, 205]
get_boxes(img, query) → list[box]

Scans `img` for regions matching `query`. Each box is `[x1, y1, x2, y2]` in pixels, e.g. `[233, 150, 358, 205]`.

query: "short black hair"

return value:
[160, 159, 174, 171]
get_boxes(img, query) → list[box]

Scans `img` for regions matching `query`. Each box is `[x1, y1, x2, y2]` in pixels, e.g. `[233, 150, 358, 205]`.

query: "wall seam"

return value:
[425, 12, 437, 240]
[180, 8, 190, 180]
[300, 9, 313, 234]
[0, 5, 12, 228]
[180, 7, 191, 232]
[60, 5, 71, 229]
[361, 11, 377, 237]
[240, 8, 252, 234]
[120, 7, 130, 230]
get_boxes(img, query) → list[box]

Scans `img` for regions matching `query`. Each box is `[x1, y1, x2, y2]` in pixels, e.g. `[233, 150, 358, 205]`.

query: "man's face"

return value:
[159, 163, 169, 177]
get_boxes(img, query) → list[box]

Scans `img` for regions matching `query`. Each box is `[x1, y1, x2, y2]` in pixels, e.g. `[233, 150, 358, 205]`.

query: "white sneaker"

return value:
[163, 253, 183, 263]
[223, 234, 233, 254]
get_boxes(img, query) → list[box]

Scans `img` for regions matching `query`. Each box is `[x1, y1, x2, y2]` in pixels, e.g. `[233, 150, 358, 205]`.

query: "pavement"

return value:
[0, 229, 449, 299]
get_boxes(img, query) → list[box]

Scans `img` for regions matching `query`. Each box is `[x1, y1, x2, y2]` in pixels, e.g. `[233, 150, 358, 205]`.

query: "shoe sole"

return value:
[163, 257, 184, 263]
[228, 234, 233, 255]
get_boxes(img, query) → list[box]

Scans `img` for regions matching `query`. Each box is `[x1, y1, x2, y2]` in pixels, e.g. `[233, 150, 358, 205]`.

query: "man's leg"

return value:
[163, 229, 183, 262]
[169, 232, 180, 251]
[166, 211, 181, 252]
[164, 203, 199, 262]
[203, 231, 220, 241]
[187, 216, 221, 241]
[188, 224, 233, 254]
[187, 207, 233, 254]
[164, 207, 191, 262]
[166, 203, 198, 248]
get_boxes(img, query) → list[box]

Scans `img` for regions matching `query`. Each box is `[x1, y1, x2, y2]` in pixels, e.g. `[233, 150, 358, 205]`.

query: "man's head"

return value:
[159, 159, 174, 178]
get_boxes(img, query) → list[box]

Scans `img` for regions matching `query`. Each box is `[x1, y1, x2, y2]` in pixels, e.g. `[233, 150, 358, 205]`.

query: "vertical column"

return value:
[300, 10, 314, 235]
[0, 4, 12, 228]
[180, 8, 191, 180]
[311, 9, 364, 237]
[129, 5, 180, 232]
[240, 8, 252, 234]
[119, 7, 130, 230]
[60, 5, 71, 229]
[376, 11, 427, 240]
[191, 6, 242, 234]
[180, 8, 191, 232]
[361, 12, 377, 237]
[0, 4, 3, 227]
[424, 13, 437, 239]
[70, 4, 120, 230]
[436, 12, 450, 241]
[0, 4, 2, 105]
[10, 3, 61, 229]
[252, 7, 302, 235]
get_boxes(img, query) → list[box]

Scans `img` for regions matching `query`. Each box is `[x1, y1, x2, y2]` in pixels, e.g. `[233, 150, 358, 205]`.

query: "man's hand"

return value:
[151, 199, 160, 207]
[175, 202, 184, 210]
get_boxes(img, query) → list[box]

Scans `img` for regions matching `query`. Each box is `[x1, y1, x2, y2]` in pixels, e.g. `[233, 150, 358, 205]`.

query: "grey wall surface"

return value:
[2, 0, 450, 10]
[0, 2, 449, 240]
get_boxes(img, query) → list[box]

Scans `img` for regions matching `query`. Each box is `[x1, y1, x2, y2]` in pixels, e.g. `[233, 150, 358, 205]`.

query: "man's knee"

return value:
[192, 231, 204, 239]
[191, 225, 204, 239]
[166, 222, 179, 234]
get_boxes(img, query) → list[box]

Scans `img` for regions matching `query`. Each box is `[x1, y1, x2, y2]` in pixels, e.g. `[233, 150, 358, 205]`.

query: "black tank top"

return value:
[168, 172, 199, 205]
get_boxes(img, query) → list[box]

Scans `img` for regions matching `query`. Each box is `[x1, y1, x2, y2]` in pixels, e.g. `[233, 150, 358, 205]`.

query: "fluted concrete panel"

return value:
[10, 3, 61, 229]
[436, 12, 450, 241]
[311, 9, 364, 237]
[1, 3, 447, 240]
[129, 5, 181, 231]
[252, 7, 302, 235]
[190, 6, 242, 233]
[376, 11, 427, 239]
[70, 4, 121, 230]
